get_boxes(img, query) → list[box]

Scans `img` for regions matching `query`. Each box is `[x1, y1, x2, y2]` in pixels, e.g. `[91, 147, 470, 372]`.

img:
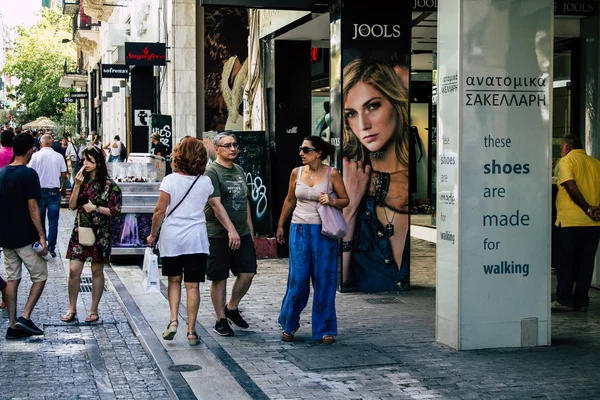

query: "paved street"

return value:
[2, 208, 600, 399]
[0, 211, 171, 400]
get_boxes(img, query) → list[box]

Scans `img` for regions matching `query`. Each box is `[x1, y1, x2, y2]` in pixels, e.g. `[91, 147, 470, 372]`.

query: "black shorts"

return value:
[161, 253, 207, 283]
[206, 234, 257, 281]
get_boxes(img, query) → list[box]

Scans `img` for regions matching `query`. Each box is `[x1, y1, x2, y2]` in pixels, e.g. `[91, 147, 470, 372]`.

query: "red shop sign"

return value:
[125, 42, 167, 66]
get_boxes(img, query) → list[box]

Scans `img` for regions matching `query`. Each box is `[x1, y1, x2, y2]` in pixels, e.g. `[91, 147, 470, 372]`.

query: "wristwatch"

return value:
[587, 207, 592, 215]
[95, 205, 100, 213]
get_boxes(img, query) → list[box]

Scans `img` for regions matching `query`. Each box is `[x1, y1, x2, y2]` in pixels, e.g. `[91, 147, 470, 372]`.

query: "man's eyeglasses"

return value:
[299, 146, 315, 154]
[218, 142, 239, 149]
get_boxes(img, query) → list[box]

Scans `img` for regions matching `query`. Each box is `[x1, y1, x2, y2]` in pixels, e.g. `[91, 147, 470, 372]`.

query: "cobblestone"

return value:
[0, 212, 170, 399]
[184, 238, 600, 399]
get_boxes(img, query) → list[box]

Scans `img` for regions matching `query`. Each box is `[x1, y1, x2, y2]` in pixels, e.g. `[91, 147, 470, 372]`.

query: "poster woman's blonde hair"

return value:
[342, 58, 409, 166]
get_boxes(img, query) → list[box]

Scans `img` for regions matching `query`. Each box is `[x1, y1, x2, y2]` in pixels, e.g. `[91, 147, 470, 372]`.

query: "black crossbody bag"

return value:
[152, 175, 201, 256]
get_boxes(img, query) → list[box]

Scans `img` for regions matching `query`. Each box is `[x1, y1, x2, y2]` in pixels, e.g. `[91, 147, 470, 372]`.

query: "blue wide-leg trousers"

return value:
[278, 223, 338, 340]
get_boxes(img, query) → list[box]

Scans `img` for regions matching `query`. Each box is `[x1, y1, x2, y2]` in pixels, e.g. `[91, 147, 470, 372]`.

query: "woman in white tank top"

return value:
[276, 136, 349, 344]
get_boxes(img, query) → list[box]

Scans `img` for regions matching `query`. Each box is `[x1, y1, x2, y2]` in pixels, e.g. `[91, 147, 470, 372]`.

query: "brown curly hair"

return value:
[171, 137, 207, 176]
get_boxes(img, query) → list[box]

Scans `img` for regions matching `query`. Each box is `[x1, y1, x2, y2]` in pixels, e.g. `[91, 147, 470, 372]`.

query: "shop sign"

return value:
[259, 9, 310, 38]
[134, 109, 151, 126]
[412, 0, 596, 16]
[555, 1, 596, 16]
[125, 42, 166, 66]
[151, 114, 172, 165]
[62, 97, 75, 103]
[413, 0, 438, 11]
[69, 92, 88, 99]
[101, 64, 129, 78]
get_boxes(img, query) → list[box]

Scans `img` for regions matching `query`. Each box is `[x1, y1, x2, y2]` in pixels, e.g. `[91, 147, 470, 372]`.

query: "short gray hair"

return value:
[213, 132, 237, 147]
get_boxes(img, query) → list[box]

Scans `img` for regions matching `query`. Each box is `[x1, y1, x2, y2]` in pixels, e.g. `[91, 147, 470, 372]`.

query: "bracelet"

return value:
[342, 241, 352, 252]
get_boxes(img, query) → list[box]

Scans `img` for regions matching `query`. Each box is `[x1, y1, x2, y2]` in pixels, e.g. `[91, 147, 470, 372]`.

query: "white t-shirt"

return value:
[28, 147, 68, 188]
[110, 141, 121, 157]
[158, 173, 214, 257]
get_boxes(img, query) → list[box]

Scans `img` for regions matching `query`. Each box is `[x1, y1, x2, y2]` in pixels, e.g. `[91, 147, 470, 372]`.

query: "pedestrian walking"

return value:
[0, 276, 6, 309]
[0, 133, 49, 339]
[104, 135, 122, 163]
[0, 130, 15, 168]
[204, 132, 256, 337]
[60, 146, 122, 324]
[276, 136, 349, 344]
[28, 134, 68, 258]
[65, 137, 84, 184]
[553, 134, 600, 312]
[147, 137, 213, 346]
[150, 133, 168, 158]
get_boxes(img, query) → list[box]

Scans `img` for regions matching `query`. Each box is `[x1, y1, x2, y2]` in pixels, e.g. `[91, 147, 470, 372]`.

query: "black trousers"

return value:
[556, 225, 600, 308]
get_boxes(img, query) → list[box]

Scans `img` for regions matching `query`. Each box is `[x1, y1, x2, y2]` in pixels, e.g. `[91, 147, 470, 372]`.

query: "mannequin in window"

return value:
[214, 15, 249, 131]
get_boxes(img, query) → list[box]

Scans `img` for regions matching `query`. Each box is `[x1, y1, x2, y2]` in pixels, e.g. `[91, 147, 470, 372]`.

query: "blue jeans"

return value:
[109, 155, 120, 162]
[278, 223, 338, 340]
[39, 188, 61, 251]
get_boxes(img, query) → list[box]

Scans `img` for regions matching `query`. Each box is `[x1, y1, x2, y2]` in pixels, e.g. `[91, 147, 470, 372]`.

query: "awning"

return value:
[59, 74, 88, 89]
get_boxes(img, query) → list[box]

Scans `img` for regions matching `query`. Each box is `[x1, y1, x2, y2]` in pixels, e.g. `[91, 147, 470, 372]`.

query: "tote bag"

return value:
[316, 167, 348, 239]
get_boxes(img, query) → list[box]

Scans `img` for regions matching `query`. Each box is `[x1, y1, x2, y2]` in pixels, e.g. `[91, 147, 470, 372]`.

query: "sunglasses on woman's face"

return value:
[299, 146, 315, 154]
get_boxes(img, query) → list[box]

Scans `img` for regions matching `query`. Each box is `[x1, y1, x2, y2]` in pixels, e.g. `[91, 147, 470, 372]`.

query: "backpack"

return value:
[120, 142, 128, 162]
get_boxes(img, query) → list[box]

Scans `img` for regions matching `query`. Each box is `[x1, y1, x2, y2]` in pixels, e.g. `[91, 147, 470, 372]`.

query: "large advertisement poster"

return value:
[340, 3, 412, 292]
[204, 8, 249, 131]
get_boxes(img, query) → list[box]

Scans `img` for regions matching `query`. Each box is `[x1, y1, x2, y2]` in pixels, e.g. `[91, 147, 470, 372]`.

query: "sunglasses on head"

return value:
[299, 146, 316, 154]
[218, 142, 239, 149]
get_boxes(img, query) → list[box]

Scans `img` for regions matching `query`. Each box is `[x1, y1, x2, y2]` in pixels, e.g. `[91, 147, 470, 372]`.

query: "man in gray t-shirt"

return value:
[204, 132, 257, 337]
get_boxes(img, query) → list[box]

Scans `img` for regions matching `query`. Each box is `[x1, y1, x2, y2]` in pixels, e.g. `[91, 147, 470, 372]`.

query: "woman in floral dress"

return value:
[61, 146, 122, 323]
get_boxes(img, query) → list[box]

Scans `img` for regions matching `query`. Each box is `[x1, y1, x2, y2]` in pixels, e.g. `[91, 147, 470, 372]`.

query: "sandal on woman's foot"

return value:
[85, 312, 100, 324]
[60, 311, 77, 323]
[281, 332, 294, 342]
[187, 331, 199, 346]
[162, 319, 178, 340]
[321, 335, 335, 344]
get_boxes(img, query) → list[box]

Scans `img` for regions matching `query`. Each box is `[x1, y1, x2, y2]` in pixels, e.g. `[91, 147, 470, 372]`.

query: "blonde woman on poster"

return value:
[341, 58, 410, 292]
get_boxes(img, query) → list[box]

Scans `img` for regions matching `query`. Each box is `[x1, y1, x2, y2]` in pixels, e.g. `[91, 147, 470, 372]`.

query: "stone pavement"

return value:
[3, 208, 600, 400]
[0, 211, 171, 400]
[112, 223, 600, 399]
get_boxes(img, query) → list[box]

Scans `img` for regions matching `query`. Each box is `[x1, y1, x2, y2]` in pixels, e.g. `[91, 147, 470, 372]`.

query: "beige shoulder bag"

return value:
[78, 213, 96, 247]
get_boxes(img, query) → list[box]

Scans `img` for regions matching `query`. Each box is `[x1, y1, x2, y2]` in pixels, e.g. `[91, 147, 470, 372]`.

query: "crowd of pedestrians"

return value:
[0, 124, 350, 345]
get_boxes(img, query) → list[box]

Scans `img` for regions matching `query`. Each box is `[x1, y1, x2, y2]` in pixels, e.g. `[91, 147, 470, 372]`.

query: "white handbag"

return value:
[78, 213, 96, 247]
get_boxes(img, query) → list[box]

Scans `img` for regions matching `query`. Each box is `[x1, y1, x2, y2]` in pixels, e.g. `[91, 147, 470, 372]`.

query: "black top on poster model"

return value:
[200, 0, 327, 11]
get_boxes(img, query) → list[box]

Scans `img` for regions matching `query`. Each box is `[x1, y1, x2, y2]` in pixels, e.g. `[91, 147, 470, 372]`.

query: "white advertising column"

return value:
[436, 0, 552, 350]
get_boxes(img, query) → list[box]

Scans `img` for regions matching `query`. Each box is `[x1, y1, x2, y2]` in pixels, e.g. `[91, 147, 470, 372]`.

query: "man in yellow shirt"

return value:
[554, 134, 600, 311]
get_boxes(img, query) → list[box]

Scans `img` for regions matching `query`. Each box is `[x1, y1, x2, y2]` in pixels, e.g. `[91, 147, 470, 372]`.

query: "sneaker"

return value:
[551, 301, 572, 311]
[6, 327, 32, 340]
[15, 316, 44, 335]
[225, 306, 249, 329]
[49, 250, 57, 258]
[213, 318, 234, 337]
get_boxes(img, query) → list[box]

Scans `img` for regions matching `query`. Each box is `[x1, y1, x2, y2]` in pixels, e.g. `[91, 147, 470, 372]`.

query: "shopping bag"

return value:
[142, 247, 160, 293]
